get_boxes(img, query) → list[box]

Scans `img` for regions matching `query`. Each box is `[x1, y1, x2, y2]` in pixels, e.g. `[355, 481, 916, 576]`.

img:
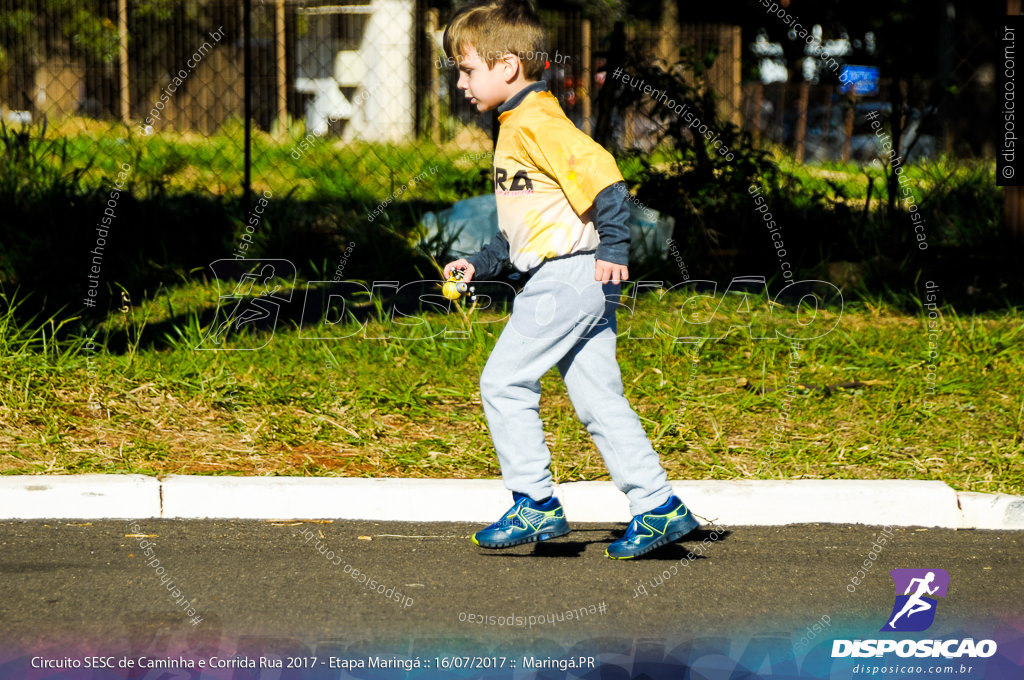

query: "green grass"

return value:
[0, 117, 1015, 492]
[19, 117, 656, 202]
[1, 284, 1021, 496]
[776, 155, 997, 206]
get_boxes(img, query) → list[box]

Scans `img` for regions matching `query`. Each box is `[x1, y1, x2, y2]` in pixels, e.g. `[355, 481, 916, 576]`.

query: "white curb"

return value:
[160, 476, 510, 520]
[670, 480, 962, 528]
[563, 480, 961, 527]
[555, 479, 965, 527]
[0, 474, 161, 519]
[956, 491, 1024, 530]
[0, 476, 1021, 529]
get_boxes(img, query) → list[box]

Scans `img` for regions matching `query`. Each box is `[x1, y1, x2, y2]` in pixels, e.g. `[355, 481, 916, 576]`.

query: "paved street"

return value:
[0, 521, 1020, 677]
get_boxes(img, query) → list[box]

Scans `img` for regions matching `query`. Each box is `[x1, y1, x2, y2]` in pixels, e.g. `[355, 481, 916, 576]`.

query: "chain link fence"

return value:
[1, 1, 764, 202]
[0, 2, 1001, 306]
[2, 1, 994, 195]
[0, 1, 618, 199]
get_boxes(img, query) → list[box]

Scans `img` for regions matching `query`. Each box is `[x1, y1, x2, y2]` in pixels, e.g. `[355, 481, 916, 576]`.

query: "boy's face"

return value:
[455, 46, 514, 112]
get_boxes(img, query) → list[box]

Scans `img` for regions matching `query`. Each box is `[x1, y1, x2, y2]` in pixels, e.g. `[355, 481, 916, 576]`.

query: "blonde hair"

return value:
[443, 0, 547, 81]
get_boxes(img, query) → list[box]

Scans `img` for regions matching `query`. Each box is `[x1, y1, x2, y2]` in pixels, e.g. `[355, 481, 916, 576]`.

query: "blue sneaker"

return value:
[606, 496, 700, 559]
[472, 494, 571, 549]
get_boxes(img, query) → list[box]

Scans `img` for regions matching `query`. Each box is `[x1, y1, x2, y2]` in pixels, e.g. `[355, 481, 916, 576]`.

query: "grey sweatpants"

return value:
[479, 251, 674, 516]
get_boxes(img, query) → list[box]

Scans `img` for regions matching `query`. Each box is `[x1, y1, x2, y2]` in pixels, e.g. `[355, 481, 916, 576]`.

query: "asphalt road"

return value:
[0, 520, 1020, 675]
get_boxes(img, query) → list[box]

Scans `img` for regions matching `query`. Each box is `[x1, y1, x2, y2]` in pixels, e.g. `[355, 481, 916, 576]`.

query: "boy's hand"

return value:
[444, 259, 475, 282]
[595, 260, 629, 285]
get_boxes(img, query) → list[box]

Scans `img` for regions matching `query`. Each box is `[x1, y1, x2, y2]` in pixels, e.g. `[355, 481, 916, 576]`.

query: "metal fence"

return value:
[0, 0, 995, 204]
[0, 1, 626, 200]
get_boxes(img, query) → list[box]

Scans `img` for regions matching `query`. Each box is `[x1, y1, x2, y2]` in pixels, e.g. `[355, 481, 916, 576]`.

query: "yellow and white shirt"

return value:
[490, 86, 625, 272]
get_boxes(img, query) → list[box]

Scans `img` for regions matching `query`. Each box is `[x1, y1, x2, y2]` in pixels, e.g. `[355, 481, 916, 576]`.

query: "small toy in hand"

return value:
[442, 267, 476, 302]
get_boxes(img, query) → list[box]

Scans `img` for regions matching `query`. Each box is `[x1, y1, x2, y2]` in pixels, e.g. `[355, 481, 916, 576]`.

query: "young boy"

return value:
[442, 0, 700, 559]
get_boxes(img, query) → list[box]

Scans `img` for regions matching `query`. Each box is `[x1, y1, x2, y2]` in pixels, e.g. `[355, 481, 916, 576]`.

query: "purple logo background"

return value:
[881, 568, 950, 632]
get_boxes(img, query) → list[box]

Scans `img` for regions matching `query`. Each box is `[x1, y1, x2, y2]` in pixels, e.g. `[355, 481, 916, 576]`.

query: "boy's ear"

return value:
[501, 52, 522, 83]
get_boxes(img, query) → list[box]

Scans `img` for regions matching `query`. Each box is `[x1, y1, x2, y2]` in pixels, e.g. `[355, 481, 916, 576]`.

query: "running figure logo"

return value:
[196, 259, 296, 351]
[881, 568, 950, 632]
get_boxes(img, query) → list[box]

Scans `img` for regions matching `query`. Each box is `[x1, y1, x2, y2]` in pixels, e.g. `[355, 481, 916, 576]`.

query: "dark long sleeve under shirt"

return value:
[466, 182, 631, 279]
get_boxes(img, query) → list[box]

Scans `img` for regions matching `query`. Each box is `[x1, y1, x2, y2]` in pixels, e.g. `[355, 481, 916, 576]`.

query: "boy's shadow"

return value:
[480, 540, 590, 558]
[601, 527, 732, 561]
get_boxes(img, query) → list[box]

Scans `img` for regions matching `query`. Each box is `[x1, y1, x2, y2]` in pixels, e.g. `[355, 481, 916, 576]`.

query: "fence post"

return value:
[427, 8, 440, 144]
[243, 0, 252, 215]
[729, 25, 742, 126]
[794, 82, 809, 163]
[656, 0, 679, 65]
[276, 0, 288, 138]
[581, 19, 591, 135]
[118, 0, 129, 124]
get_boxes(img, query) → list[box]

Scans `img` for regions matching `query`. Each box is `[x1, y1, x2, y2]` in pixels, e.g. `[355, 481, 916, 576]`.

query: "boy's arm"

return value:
[464, 231, 510, 280]
[592, 182, 631, 266]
